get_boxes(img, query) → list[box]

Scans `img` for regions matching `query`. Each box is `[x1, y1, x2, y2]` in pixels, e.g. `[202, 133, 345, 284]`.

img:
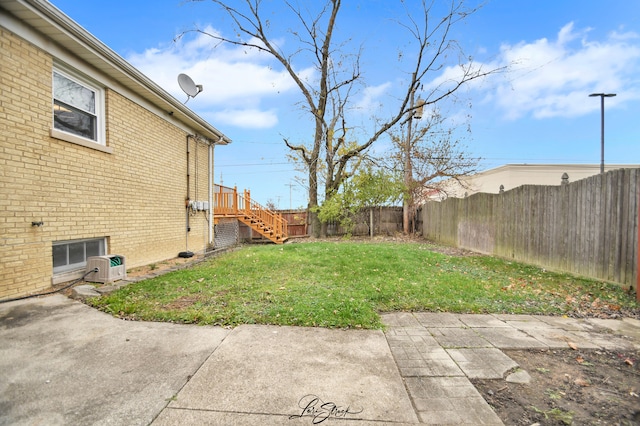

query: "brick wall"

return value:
[0, 29, 212, 299]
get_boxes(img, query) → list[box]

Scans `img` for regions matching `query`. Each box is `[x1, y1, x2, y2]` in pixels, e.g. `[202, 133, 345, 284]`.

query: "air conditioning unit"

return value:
[85, 255, 126, 283]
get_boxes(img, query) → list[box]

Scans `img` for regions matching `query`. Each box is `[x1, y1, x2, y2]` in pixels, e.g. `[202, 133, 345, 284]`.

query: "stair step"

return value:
[223, 208, 287, 244]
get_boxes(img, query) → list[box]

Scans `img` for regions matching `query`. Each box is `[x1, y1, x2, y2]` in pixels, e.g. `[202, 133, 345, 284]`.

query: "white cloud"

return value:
[423, 62, 490, 96]
[353, 82, 392, 114]
[126, 21, 640, 128]
[126, 26, 315, 128]
[424, 22, 640, 121]
[485, 22, 640, 120]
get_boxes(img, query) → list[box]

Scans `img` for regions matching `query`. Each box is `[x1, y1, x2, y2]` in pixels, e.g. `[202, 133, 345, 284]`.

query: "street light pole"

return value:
[589, 93, 616, 174]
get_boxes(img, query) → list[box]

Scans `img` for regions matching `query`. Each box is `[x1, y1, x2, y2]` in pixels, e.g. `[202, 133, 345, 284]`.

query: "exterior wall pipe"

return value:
[185, 134, 192, 252]
[209, 140, 214, 247]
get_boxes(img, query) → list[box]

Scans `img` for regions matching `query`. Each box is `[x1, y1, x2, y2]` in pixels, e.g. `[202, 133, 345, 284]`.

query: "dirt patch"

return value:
[473, 348, 640, 425]
[161, 290, 229, 310]
[162, 295, 204, 310]
[126, 256, 200, 278]
[418, 242, 478, 257]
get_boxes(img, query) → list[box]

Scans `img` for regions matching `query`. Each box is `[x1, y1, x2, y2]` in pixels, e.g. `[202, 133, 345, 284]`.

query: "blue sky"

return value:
[50, 0, 640, 209]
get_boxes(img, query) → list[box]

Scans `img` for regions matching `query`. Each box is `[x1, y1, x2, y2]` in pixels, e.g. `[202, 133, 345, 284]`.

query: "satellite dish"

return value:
[178, 73, 203, 103]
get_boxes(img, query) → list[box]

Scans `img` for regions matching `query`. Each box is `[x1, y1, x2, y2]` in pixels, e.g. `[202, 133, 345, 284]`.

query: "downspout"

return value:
[184, 134, 192, 255]
[186, 135, 190, 246]
[208, 140, 214, 248]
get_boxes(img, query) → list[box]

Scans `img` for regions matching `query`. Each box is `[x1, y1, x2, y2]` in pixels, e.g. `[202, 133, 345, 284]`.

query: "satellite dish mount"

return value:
[178, 73, 203, 104]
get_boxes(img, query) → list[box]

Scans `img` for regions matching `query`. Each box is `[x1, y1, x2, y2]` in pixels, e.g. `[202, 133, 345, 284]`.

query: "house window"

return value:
[52, 68, 104, 145]
[53, 238, 106, 274]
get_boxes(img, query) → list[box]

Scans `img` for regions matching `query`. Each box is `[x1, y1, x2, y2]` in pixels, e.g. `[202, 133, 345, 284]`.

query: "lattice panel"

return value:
[214, 218, 239, 249]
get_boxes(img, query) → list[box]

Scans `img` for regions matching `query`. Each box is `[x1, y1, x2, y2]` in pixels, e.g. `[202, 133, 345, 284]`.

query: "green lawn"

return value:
[88, 241, 639, 329]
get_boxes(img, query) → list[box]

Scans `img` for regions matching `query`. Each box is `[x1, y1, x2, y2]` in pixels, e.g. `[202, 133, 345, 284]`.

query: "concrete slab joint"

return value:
[3, 302, 640, 425]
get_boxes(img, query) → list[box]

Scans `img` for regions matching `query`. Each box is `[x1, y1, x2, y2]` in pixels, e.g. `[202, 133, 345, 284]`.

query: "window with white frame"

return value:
[52, 238, 106, 274]
[52, 68, 104, 144]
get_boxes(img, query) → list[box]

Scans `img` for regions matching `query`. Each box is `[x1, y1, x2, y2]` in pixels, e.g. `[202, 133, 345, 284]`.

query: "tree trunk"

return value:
[320, 220, 328, 237]
[369, 207, 374, 238]
[308, 208, 321, 237]
[308, 160, 321, 238]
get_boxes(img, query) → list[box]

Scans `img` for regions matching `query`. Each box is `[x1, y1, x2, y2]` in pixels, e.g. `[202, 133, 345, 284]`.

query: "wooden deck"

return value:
[214, 185, 288, 244]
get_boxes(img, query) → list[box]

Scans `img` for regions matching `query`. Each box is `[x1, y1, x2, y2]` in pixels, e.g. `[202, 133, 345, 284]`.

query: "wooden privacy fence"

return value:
[325, 207, 404, 237]
[279, 210, 308, 237]
[275, 207, 406, 237]
[421, 168, 639, 289]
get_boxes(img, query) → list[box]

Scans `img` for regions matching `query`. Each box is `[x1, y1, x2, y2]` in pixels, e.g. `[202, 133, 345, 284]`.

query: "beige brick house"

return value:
[0, 0, 230, 300]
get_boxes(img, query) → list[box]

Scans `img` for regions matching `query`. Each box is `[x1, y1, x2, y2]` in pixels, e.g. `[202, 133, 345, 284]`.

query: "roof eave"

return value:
[5, 0, 231, 144]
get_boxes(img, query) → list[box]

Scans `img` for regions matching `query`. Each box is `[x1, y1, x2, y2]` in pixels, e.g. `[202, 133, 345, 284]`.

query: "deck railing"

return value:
[214, 185, 288, 241]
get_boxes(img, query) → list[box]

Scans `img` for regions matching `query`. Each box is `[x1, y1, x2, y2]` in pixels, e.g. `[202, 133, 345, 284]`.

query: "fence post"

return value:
[233, 186, 238, 214]
[218, 185, 223, 212]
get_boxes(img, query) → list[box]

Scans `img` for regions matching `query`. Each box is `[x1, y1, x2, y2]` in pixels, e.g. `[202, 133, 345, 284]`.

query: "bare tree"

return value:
[265, 198, 278, 211]
[386, 106, 480, 232]
[186, 0, 502, 236]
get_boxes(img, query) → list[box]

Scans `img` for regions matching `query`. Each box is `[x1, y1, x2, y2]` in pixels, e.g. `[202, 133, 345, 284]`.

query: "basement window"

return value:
[53, 238, 106, 275]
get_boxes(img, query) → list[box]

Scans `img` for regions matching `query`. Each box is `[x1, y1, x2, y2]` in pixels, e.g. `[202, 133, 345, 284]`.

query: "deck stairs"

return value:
[214, 185, 288, 244]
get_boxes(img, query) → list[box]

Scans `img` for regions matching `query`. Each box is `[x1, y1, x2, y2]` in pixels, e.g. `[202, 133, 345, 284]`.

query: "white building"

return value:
[431, 164, 640, 200]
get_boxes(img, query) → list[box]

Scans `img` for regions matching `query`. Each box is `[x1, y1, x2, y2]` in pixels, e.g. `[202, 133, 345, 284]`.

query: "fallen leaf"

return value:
[625, 358, 635, 366]
[196, 278, 205, 283]
[576, 355, 584, 364]
[574, 378, 590, 387]
[567, 341, 578, 350]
